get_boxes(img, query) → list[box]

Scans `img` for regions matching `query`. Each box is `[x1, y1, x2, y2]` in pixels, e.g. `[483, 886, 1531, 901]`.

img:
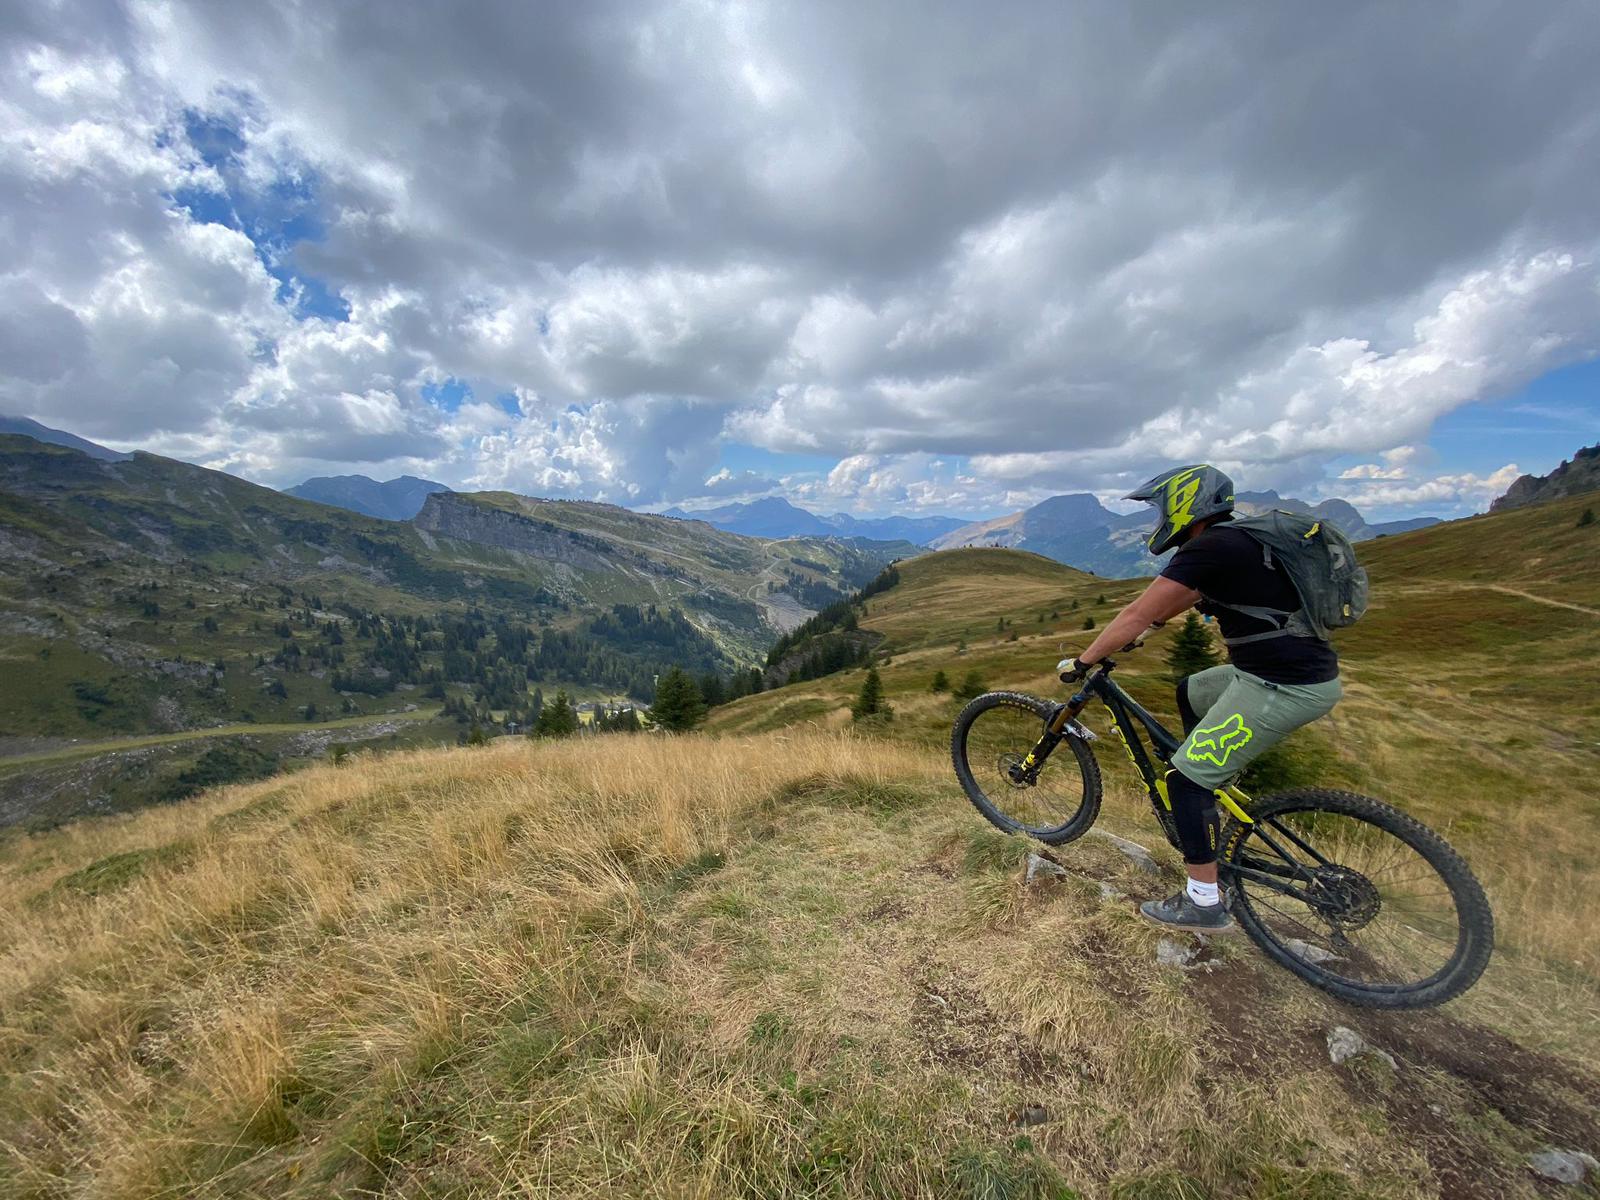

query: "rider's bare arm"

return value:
[1077, 576, 1202, 665]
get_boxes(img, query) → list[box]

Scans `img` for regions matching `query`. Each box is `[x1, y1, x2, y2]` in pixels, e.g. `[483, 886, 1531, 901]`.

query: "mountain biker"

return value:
[1063, 465, 1343, 930]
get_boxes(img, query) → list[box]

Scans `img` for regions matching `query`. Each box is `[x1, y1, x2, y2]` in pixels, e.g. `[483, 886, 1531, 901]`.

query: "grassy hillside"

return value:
[2, 495, 1596, 1198]
[709, 502, 1600, 1055]
[710, 548, 1148, 739]
[0, 437, 904, 824]
[0, 440, 902, 742]
[5, 732, 1597, 1198]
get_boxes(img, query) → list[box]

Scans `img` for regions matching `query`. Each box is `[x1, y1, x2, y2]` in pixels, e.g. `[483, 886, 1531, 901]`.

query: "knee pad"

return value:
[1167, 769, 1219, 866]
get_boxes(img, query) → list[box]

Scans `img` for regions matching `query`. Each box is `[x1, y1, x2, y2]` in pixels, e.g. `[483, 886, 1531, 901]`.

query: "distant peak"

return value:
[0, 415, 129, 462]
[287, 474, 452, 521]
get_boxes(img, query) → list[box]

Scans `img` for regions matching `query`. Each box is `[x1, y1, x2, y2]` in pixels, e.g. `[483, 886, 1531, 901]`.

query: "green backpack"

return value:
[1209, 511, 1369, 644]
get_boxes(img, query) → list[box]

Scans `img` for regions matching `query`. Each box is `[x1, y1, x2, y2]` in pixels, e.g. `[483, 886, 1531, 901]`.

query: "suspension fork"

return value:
[1009, 694, 1093, 784]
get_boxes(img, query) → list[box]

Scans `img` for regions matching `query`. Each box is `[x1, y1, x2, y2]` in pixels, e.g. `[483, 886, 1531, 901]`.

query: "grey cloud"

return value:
[3, 0, 1599, 510]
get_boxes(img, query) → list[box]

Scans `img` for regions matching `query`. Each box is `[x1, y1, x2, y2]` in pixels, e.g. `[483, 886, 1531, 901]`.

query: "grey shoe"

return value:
[1139, 889, 1234, 931]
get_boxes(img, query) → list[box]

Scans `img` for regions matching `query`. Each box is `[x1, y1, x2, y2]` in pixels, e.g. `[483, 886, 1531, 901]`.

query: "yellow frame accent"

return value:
[1108, 706, 1255, 825]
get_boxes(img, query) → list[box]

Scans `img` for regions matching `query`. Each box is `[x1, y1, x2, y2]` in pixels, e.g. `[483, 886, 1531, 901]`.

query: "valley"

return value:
[0, 434, 907, 825]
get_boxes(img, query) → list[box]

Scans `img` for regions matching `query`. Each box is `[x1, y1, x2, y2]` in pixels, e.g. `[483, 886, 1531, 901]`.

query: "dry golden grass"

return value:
[4, 722, 1595, 1199]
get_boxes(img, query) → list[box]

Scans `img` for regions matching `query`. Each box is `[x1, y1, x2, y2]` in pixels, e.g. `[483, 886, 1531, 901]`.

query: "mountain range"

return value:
[0, 424, 910, 823]
[287, 474, 452, 521]
[0, 415, 129, 462]
[661, 496, 971, 544]
[928, 490, 1443, 576]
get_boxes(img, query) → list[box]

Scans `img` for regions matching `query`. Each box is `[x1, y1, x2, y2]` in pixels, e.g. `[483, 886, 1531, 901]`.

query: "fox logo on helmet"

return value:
[1125, 463, 1236, 556]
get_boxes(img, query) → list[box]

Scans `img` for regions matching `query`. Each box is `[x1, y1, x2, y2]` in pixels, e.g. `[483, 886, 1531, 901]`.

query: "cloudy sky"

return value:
[2, 1, 1598, 521]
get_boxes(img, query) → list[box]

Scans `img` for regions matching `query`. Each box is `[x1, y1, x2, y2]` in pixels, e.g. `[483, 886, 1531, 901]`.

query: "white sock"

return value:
[1186, 879, 1220, 907]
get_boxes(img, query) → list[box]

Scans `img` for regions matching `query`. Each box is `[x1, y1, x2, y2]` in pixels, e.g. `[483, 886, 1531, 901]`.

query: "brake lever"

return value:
[1117, 623, 1163, 653]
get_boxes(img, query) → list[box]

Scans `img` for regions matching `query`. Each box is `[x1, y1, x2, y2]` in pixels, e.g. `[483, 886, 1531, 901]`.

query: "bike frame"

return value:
[1025, 661, 1255, 828]
[1026, 663, 1366, 902]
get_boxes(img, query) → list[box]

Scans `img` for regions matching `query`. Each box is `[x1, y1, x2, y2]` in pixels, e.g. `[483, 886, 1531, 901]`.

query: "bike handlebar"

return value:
[1055, 620, 1161, 685]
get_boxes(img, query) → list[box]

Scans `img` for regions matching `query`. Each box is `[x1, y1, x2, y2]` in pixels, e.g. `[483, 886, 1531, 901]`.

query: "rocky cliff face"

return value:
[1490, 444, 1600, 511]
[413, 493, 644, 574]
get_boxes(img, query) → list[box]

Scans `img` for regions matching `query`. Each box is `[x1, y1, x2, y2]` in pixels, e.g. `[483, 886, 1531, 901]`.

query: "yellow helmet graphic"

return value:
[1125, 464, 1235, 555]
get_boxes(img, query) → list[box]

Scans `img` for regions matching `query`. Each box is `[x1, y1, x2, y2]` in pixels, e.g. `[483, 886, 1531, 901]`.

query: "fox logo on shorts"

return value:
[1186, 713, 1253, 768]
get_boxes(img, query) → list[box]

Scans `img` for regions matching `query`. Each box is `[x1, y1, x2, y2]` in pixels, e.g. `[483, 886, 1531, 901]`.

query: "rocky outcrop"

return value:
[1490, 444, 1600, 511]
[412, 493, 640, 573]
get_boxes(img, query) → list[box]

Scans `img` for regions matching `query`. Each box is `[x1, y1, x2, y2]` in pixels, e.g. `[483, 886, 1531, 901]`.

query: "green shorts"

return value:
[1174, 664, 1342, 789]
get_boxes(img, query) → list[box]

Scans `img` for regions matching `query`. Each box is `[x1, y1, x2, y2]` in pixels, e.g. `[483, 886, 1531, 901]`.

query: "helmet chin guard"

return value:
[1125, 464, 1236, 555]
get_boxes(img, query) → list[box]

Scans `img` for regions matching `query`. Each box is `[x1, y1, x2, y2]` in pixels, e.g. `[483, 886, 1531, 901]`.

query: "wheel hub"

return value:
[1306, 866, 1381, 929]
[999, 753, 1036, 788]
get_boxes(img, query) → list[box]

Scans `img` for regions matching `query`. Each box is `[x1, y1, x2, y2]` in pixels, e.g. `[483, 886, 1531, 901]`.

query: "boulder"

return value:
[1326, 1026, 1396, 1069]
[1527, 1149, 1598, 1185]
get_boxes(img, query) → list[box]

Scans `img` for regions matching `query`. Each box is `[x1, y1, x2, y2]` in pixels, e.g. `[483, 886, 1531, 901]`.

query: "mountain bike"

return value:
[949, 645, 1494, 1008]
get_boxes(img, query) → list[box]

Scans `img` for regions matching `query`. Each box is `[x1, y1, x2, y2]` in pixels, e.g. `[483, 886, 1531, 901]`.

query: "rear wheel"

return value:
[951, 691, 1102, 844]
[1220, 789, 1493, 1008]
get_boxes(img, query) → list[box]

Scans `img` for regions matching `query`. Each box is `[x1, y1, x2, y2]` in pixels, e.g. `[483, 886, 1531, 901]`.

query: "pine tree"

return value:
[1579, 507, 1596, 528]
[1082, 615, 1096, 630]
[929, 669, 950, 693]
[534, 689, 579, 738]
[1166, 612, 1220, 683]
[699, 673, 727, 707]
[851, 667, 892, 722]
[952, 669, 987, 703]
[649, 668, 706, 732]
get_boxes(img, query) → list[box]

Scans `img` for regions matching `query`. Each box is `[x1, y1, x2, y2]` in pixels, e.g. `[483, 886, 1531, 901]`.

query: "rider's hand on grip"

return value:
[1057, 656, 1090, 683]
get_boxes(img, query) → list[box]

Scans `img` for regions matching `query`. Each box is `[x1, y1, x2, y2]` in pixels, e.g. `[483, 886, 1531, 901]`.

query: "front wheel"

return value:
[951, 691, 1102, 844]
[1220, 789, 1494, 1008]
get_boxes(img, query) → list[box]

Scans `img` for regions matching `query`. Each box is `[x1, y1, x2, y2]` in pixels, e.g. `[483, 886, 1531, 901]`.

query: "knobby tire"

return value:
[950, 691, 1103, 844]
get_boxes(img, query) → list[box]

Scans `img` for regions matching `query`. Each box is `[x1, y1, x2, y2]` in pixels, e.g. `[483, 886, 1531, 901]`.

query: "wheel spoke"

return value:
[959, 699, 1091, 836]
[1229, 800, 1471, 996]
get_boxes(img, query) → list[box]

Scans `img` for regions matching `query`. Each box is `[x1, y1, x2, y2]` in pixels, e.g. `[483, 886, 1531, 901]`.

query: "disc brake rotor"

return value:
[1306, 866, 1382, 930]
[997, 752, 1033, 788]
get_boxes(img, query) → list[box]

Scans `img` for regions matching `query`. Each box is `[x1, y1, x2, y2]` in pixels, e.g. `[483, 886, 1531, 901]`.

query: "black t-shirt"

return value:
[1160, 525, 1340, 684]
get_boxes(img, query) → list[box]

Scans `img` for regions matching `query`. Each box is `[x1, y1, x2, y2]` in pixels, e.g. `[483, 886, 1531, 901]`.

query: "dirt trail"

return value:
[747, 549, 812, 633]
[1421, 579, 1600, 617]
[0, 708, 434, 771]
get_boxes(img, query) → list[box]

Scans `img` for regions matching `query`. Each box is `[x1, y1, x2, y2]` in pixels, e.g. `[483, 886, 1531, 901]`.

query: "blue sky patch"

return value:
[170, 107, 350, 323]
[1430, 356, 1600, 476]
[422, 378, 472, 413]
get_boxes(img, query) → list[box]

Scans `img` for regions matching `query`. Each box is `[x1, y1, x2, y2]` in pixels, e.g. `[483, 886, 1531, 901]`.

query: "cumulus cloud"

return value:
[1338, 464, 1523, 510]
[692, 468, 782, 501]
[1, 1, 1598, 515]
